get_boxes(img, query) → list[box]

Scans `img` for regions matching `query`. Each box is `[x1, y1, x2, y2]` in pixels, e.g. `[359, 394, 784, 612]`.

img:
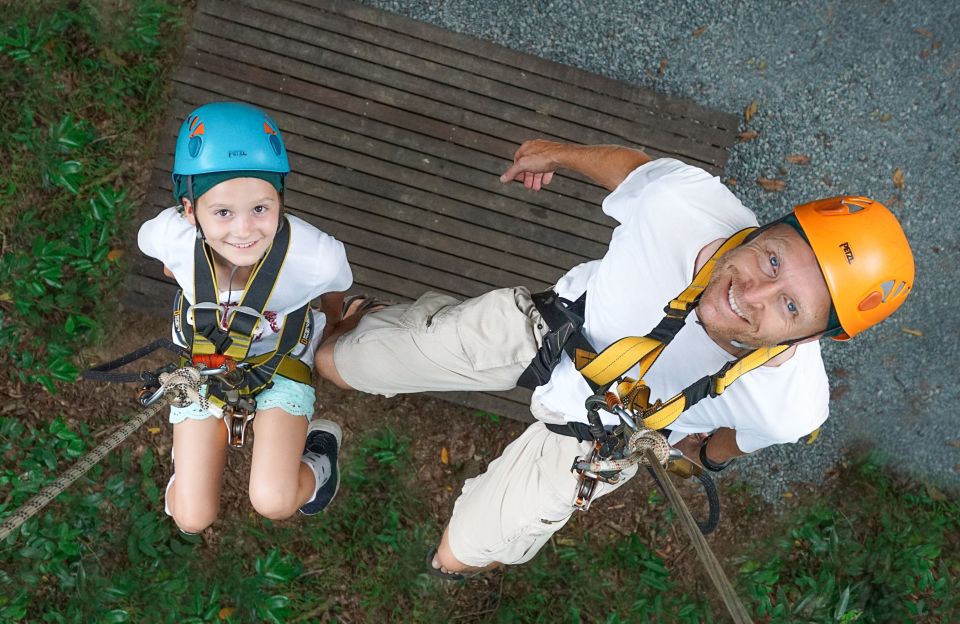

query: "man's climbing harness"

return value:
[520, 228, 788, 532]
[0, 363, 210, 542]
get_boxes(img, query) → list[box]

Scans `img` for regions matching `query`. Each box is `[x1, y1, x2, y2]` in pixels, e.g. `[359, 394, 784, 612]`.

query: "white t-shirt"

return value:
[138, 207, 353, 368]
[531, 159, 829, 453]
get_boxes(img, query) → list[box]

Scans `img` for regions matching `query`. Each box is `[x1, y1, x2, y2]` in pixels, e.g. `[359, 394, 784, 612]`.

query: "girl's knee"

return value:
[249, 482, 299, 520]
[172, 504, 218, 534]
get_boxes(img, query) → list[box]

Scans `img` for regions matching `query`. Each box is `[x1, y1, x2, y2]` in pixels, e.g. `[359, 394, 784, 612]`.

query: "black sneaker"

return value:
[299, 419, 343, 515]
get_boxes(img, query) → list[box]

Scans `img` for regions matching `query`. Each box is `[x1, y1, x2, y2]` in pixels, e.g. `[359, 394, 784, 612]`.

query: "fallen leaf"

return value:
[757, 177, 785, 192]
[744, 100, 758, 123]
[901, 326, 923, 337]
[925, 483, 947, 501]
[692, 26, 708, 37]
[725, 177, 738, 186]
[947, 440, 960, 448]
[218, 607, 235, 620]
[786, 153, 811, 165]
[0, 292, 11, 302]
[738, 130, 759, 141]
[914, 28, 934, 38]
[107, 249, 124, 262]
[658, 57, 668, 75]
[830, 384, 849, 401]
[782, 491, 794, 498]
[440, 446, 449, 465]
[880, 111, 892, 122]
[832, 367, 849, 378]
[147, 427, 161, 434]
[893, 168, 905, 189]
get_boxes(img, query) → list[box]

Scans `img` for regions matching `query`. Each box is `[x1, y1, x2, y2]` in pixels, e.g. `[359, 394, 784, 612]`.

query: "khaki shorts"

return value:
[333, 288, 546, 395]
[447, 421, 639, 567]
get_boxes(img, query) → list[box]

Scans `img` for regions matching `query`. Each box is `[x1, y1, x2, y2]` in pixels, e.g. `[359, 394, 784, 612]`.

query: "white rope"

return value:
[0, 367, 208, 542]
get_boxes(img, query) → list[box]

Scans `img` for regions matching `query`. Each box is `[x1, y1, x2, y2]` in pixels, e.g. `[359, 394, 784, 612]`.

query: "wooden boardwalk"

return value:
[132, 0, 738, 421]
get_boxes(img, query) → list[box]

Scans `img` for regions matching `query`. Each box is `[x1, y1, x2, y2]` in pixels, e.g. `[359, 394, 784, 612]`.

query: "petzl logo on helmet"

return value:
[228, 150, 247, 158]
[839, 242, 854, 264]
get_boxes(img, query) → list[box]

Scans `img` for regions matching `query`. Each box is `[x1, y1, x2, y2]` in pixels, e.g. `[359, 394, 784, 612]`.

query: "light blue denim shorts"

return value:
[168, 375, 316, 424]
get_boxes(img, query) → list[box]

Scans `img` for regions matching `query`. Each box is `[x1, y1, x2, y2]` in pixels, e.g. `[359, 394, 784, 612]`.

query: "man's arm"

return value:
[500, 139, 652, 192]
[674, 427, 745, 468]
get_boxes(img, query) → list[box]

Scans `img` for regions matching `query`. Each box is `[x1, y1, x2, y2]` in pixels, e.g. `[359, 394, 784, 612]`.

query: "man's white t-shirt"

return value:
[138, 208, 353, 368]
[531, 159, 829, 453]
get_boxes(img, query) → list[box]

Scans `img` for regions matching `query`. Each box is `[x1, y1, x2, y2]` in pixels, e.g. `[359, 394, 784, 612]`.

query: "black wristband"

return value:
[699, 439, 732, 472]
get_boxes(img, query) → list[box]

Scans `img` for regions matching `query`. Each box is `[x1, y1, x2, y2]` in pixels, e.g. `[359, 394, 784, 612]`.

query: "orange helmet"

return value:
[789, 196, 914, 340]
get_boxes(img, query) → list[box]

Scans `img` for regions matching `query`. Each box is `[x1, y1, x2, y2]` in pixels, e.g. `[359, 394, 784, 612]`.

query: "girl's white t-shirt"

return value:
[138, 208, 353, 368]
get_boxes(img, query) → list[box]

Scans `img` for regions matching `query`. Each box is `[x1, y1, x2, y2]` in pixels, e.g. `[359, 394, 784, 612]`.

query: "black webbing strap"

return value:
[190, 217, 291, 358]
[81, 339, 185, 383]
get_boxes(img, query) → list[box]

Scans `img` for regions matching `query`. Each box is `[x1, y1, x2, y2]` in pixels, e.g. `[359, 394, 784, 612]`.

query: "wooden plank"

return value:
[205, 0, 729, 168]
[268, 0, 734, 146]
[311, 0, 738, 137]
[428, 390, 534, 424]
[189, 12, 725, 172]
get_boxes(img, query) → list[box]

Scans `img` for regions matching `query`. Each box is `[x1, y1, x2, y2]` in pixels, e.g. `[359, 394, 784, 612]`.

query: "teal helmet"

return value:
[173, 101, 289, 177]
[172, 102, 290, 235]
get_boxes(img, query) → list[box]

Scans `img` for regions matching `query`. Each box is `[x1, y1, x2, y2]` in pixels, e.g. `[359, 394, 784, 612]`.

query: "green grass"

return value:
[3, 416, 957, 623]
[0, 0, 183, 391]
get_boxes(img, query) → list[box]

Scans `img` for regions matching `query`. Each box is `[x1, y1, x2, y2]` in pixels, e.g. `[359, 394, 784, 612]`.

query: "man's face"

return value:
[698, 224, 832, 349]
[185, 177, 281, 268]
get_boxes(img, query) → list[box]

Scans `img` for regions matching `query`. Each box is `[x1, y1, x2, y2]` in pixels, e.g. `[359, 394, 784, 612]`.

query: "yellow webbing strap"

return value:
[666, 228, 755, 314]
[577, 228, 756, 388]
[639, 345, 789, 430]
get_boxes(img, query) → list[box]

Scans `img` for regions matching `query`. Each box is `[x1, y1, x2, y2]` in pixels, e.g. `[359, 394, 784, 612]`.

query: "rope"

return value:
[643, 449, 753, 623]
[0, 367, 204, 542]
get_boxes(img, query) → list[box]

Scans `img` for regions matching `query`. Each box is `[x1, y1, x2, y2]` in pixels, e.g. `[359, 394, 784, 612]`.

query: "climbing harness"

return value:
[521, 228, 788, 531]
[171, 215, 313, 446]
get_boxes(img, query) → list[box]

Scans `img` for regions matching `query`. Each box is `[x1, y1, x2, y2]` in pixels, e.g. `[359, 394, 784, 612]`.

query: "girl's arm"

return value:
[318, 291, 347, 341]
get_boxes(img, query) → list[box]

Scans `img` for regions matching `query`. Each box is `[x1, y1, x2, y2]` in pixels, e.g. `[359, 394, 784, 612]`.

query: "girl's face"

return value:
[183, 177, 281, 268]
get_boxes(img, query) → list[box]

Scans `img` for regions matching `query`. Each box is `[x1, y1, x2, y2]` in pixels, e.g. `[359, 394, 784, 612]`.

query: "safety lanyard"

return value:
[575, 228, 789, 430]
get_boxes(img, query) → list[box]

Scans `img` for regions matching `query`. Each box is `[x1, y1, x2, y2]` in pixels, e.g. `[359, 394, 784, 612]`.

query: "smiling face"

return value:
[697, 224, 832, 350]
[183, 176, 281, 269]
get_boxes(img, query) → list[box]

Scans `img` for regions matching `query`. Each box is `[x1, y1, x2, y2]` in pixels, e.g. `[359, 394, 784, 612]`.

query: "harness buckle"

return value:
[223, 399, 257, 448]
[572, 442, 621, 511]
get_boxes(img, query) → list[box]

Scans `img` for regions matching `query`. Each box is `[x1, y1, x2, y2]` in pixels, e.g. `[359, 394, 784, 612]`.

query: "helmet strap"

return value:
[186, 175, 206, 241]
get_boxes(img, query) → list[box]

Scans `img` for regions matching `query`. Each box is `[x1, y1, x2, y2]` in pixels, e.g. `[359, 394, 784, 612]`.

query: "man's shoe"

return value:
[299, 419, 343, 515]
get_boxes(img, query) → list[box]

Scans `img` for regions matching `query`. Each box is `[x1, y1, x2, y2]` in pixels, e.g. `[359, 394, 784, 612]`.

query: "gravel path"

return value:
[358, 0, 960, 499]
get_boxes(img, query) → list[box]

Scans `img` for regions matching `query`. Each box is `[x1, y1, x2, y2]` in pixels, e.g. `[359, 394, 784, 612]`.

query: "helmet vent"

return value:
[269, 134, 283, 156]
[841, 201, 865, 214]
[858, 291, 883, 311]
[891, 281, 906, 299]
[188, 136, 202, 158]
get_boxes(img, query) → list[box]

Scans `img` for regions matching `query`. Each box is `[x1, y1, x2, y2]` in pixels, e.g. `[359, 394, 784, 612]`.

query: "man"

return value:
[315, 139, 915, 578]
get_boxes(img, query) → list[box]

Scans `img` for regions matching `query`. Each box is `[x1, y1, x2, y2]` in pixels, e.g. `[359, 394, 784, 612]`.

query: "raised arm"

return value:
[500, 139, 652, 192]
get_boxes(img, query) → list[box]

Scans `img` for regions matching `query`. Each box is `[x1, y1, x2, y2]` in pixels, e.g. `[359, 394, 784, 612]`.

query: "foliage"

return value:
[0, 0, 183, 392]
[738, 455, 960, 623]
[2, 417, 958, 622]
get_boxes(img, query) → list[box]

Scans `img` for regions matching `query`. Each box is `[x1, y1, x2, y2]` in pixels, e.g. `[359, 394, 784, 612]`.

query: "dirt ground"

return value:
[7, 307, 797, 617]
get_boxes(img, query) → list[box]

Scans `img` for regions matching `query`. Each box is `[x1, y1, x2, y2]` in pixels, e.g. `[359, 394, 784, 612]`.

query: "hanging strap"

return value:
[574, 228, 788, 431]
[190, 217, 292, 361]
